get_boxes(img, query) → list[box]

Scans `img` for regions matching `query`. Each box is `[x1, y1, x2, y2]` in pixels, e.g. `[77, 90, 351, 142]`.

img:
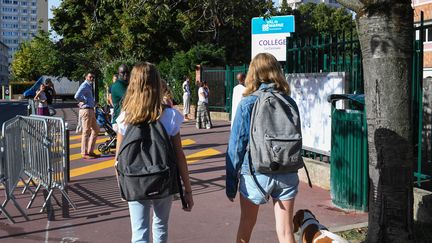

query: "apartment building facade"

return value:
[0, 0, 48, 64]
[0, 40, 8, 86]
[284, 0, 340, 9]
[413, 0, 432, 77]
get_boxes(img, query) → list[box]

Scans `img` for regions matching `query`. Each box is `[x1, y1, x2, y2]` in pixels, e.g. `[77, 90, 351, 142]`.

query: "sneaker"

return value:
[206, 125, 211, 129]
[196, 124, 200, 129]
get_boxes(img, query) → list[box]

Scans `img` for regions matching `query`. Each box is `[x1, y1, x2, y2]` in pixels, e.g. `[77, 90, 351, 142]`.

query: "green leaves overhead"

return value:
[11, 31, 60, 81]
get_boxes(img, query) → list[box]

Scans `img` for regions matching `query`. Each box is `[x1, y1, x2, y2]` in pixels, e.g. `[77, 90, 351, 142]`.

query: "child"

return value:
[115, 62, 194, 243]
[161, 79, 174, 107]
[34, 84, 49, 116]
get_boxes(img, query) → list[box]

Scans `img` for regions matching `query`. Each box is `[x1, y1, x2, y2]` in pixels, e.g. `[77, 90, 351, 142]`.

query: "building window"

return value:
[21, 17, 28, 21]
[31, 10, 36, 14]
[22, 9, 28, 13]
[21, 1, 27, 5]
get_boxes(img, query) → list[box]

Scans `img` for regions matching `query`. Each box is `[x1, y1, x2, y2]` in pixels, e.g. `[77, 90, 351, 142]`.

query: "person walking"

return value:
[107, 74, 118, 121]
[226, 53, 300, 243]
[111, 64, 129, 132]
[196, 81, 212, 129]
[231, 73, 246, 128]
[182, 77, 191, 120]
[44, 78, 56, 116]
[74, 73, 100, 159]
[115, 62, 194, 243]
[34, 84, 49, 116]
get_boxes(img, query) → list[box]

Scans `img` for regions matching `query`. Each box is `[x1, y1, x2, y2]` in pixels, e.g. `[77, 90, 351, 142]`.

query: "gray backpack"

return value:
[249, 85, 304, 173]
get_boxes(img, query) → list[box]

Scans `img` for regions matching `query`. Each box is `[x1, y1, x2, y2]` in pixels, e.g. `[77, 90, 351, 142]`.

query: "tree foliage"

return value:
[12, 1, 355, 82]
[277, 3, 356, 37]
[158, 43, 225, 104]
[11, 31, 60, 81]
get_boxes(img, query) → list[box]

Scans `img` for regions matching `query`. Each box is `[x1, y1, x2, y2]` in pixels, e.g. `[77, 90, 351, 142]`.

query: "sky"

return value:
[48, 0, 61, 39]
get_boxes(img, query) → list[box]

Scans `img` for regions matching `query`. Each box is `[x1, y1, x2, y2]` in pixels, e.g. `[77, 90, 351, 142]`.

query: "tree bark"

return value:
[338, 1, 415, 242]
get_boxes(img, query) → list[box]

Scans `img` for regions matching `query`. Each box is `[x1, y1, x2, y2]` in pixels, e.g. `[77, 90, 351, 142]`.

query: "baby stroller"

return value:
[96, 106, 116, 155]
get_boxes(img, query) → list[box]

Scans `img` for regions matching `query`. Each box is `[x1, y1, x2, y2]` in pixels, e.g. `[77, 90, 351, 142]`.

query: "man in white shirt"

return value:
[231, 73, 246, 128]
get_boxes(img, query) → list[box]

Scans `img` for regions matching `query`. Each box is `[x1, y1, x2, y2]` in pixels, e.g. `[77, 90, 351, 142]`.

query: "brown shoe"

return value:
[82, 154, 91, 159]
[88, 152, 100, 158]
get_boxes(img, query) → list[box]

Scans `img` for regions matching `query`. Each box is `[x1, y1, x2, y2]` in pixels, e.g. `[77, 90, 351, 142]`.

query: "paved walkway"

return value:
[0, 105, 367, 242]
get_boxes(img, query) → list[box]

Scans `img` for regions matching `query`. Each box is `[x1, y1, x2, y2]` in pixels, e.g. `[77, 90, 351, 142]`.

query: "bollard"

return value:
[65, 123, 70, 183]
[62, 123, 71, 218]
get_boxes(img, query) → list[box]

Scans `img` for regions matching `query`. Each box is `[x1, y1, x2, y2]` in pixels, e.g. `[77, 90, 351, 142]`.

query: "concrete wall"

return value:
[300, 158, 432, 223]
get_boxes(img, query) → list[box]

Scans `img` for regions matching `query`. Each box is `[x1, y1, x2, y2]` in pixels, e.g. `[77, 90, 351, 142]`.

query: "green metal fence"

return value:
[285, 15, 432, 188]
[285, 31, 363, 94]
[413, 13, 432, 186]
[201, 65, 248, 114]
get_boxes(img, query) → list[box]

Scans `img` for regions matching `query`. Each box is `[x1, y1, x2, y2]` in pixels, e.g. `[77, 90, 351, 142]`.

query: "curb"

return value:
[329, 222, 368, 233]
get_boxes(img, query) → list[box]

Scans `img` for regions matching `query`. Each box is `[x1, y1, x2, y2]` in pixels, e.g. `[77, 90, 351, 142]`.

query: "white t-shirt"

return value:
[182, 81, 190, 96]
[116, 108, 184, 137]
[198, 87, 208, 103]
[231, 84, 245, 128]
[37, 91, 48, 108]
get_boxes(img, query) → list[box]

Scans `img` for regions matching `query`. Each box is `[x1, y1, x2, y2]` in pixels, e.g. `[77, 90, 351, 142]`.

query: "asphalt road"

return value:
[0, 105, 368, 242]
[0, 100, 28, 126]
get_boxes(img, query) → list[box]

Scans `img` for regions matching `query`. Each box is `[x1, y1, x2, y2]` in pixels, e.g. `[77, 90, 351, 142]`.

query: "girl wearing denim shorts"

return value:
[226, 53, 300, 243]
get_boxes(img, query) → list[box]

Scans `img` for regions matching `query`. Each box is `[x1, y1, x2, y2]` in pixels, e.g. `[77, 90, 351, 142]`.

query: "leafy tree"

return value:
[11, 31, 60, 81]
[279, 0, 292, 15]
[337, 0, 414, 242]
[283, 3, 356, 37]
[158, 43, 225, 104]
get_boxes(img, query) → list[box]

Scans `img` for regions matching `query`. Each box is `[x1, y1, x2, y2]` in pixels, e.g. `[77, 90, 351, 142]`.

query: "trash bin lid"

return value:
[327, 94, 365, 106]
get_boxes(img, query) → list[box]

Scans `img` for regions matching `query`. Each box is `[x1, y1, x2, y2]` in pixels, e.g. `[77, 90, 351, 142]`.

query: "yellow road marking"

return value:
[70, 135, 82, 141]
[69, 148, 220, 178]
[70, 159, 116, 178]
[69, 138, 109, 149]
[186, 148, 221, 164]
[69, 139, 196, 161]
[0, 147, 222, 188]
[181, 139, 195, 147]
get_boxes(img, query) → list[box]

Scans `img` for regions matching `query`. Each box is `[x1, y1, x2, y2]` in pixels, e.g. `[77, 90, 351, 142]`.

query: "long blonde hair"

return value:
[243, 53, 290, 96]
[122, 62, 163, 124]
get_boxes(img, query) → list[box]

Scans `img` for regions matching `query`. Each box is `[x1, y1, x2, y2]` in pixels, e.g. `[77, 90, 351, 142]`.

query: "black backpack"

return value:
[116, 120, 183, 201]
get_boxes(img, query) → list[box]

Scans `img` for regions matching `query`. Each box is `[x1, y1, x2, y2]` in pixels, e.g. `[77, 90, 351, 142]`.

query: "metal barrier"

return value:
[0, 117, 30, 223]
[1, 115, 76, 223]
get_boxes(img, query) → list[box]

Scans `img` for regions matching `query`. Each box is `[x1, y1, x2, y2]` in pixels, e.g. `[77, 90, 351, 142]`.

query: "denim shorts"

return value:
[239, 172, 299, 205]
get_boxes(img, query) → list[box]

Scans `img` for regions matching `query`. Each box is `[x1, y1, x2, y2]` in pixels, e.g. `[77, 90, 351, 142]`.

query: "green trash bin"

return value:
[328, 94, 368, 211]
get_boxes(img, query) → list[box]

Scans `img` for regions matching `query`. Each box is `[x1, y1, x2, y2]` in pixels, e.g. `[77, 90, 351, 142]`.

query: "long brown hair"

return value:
[243, 53, 290, 96]
[122, 62, 163, 124]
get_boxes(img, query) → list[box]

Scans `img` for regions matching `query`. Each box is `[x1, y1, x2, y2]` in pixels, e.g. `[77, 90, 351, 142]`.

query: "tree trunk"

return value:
[355, 3, 414, 243]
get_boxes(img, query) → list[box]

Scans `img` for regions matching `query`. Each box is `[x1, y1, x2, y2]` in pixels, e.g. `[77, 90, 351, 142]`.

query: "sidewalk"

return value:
[0, 105, 367, 242]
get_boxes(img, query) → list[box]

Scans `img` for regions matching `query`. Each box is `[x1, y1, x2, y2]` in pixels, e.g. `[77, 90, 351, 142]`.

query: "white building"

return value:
[283, 0, 341, 9]
[0, 0, 48, 63]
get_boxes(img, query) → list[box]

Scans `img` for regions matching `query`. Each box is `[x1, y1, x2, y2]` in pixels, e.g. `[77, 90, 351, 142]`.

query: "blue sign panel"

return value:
[252, 15, 295, 35]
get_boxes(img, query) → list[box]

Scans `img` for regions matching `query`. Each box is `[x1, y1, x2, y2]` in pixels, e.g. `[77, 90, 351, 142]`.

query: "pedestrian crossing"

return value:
[68, 135, 222, 178]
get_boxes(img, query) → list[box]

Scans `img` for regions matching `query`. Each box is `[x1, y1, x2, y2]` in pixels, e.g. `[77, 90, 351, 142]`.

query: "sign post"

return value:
[251, 15, 295, 61]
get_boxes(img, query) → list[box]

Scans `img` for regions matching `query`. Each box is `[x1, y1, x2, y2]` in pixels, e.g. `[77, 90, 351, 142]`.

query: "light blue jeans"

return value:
[128, 196, 173, 243]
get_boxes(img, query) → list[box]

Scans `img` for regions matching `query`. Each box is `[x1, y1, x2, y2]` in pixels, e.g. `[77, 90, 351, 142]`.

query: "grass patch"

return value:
[337, 227, 367, 242]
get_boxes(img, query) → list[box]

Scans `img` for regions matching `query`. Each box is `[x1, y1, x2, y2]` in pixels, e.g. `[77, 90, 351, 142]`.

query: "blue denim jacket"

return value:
[226, 83, 274, 199]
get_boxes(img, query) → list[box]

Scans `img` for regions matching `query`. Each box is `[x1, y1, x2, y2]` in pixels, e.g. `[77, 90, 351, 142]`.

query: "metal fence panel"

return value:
[1, 117, 29, 223]
[1, 115, 76, 222]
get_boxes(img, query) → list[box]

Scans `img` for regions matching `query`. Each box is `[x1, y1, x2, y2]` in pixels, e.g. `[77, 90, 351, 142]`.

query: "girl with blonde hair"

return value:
[115, 62, 194, 243]
[226, 53, 299, 243]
